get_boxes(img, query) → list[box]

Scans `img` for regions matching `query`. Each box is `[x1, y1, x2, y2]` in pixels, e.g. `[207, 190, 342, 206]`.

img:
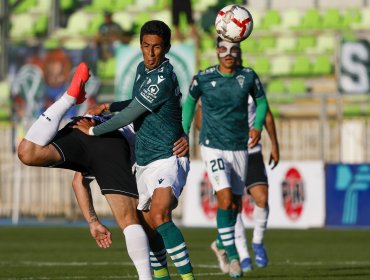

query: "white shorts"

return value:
[135, 156, 190, 211]
[200, 145, 248, 195]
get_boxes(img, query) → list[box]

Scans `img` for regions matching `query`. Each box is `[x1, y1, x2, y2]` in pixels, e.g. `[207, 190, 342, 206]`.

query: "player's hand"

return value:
[173, 134, 189, 157]
[73, 118, 95, 135]
[85, 104, 107, 116]
[269, 146, 280, 170]
[89, 221, 112, 249]
[248, 128, 261, 148]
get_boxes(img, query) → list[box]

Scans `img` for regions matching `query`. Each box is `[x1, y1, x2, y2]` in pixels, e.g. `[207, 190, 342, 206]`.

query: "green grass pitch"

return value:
[0, 226, 370, 279]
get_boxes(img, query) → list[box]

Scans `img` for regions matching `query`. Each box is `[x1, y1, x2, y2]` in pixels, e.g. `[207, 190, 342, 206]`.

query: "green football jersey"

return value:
[189, 66, 266, 150]
[133, 59, 184, 166]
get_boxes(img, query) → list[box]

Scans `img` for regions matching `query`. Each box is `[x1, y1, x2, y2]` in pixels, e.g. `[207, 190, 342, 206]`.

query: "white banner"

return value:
[182, 160, 325, 228]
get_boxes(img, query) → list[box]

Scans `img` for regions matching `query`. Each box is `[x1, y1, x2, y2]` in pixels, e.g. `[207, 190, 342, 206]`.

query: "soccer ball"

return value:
[215, 5, 253, 43]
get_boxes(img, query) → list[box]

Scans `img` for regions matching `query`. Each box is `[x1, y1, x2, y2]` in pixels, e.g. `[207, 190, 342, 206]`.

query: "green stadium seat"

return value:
[295, 36, 316, 53]
[240, 38, 258, 54]
[54, 11, 91, 38]
[113, 0, 135, 11]
[343, 8, 361, 28]
[113, 12, 134, 31]
[312, 55, 332, 76]
[33, 15, 48, 37]
[286, 79, 306, 94]
[151, 0, 166, 12]
[322, 8, 344, 29]
[43, 38, 60, 49]
[352, 7, 370, 30]
[291, 56, 312, 76]
[266, 79, 294, 103]
[259, 10, 281, 30]
[83, 13, 104, 36]
[271, 56, 291, 76]
[10, 14, 36, 38]
[296, 9, 322, 30]
[60, 0, 76, 12]
[267, 79, 285, 93]
[132, 12, 151, 34]
[307, 35, 335, 54]
[193, 0, 218, 13]
[280, 10, 301, 30]
[253, 57, 271, 76]
[12, 0, 37, 14]
[29, 0, 52, 13]
[267, 37, 296, 54]
[84, 0, 112, 12]
[201, 34, 215, 51]
[154, 10, 172, 27]
[98, 57, 116, 80]
[257, 36, 276, 53]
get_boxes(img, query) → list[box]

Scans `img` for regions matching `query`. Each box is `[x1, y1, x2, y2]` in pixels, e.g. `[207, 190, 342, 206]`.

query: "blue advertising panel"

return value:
[326, 164, 370, 227]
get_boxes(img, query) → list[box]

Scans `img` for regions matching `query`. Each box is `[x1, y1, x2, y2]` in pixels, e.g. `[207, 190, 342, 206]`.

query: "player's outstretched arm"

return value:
[72, 172, 112, 248]
[264, 108, 280, 169]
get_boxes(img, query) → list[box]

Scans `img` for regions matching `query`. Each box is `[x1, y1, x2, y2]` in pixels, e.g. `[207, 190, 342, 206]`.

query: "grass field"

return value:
[0, 226, 370, 279]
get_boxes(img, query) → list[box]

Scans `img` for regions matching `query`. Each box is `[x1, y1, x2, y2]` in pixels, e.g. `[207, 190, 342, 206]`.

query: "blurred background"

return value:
[0, 0, 369, 229]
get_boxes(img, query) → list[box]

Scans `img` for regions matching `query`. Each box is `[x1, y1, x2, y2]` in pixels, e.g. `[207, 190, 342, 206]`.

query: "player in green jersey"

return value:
[74, 20, 195, 280]
[194, 51, 280, 273]
[182, 36, 268, 278]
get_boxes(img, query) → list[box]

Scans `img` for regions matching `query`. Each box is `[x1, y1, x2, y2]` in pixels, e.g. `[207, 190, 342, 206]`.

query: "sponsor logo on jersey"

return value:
[281, 167, 305, 220]
[157, 74, 165, 84]
[140, 84, 159, 103]
[236, 75, 245, 88]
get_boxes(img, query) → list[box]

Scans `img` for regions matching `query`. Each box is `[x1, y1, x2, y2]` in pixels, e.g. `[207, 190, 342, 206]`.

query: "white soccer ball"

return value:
[215, 5, 253, 43]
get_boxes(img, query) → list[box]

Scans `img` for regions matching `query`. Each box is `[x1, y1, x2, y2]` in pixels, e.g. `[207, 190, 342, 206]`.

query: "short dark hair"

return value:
[140, 20, 171, 49]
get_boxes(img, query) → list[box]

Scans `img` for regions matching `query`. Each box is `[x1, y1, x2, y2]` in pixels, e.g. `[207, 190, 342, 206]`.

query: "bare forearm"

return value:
[265, 108, 279, 150]
[72, 173, 98, 224]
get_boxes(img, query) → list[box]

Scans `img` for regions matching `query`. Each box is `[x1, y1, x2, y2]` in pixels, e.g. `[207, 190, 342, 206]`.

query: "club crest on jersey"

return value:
[211, 81, 216, 87]
[140, 84, 159, 103]
[236, 75, 245, 88]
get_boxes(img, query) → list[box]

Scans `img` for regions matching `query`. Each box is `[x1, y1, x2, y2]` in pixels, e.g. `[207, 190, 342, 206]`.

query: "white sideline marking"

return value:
[1, 260, 370, 267]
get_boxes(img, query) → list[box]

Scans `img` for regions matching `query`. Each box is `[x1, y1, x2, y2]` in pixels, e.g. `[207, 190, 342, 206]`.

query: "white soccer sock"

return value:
[123, 224, 152, 280]
[234, 213, 250, 260]
[24, 93, 75, 146]
[252, 205, 269, 244]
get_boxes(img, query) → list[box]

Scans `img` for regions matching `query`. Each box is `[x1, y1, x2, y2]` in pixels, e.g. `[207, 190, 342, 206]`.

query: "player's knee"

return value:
[254, 195, 268, 208]
[217, 197, 233, 210]
[150, 211, 170, 228]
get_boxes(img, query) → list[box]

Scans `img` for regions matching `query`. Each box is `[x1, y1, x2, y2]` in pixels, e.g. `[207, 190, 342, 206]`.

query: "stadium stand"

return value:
[1, 0, 369, 117]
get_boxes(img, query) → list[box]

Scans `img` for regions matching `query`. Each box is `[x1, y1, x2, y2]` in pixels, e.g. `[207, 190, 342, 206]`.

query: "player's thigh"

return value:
[18, 139, 62, 166]
[229, 150, 248, 195]
[201, 146, 231, 191]
[104, 194, 139, 229]
[136, 156, 189, 211]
